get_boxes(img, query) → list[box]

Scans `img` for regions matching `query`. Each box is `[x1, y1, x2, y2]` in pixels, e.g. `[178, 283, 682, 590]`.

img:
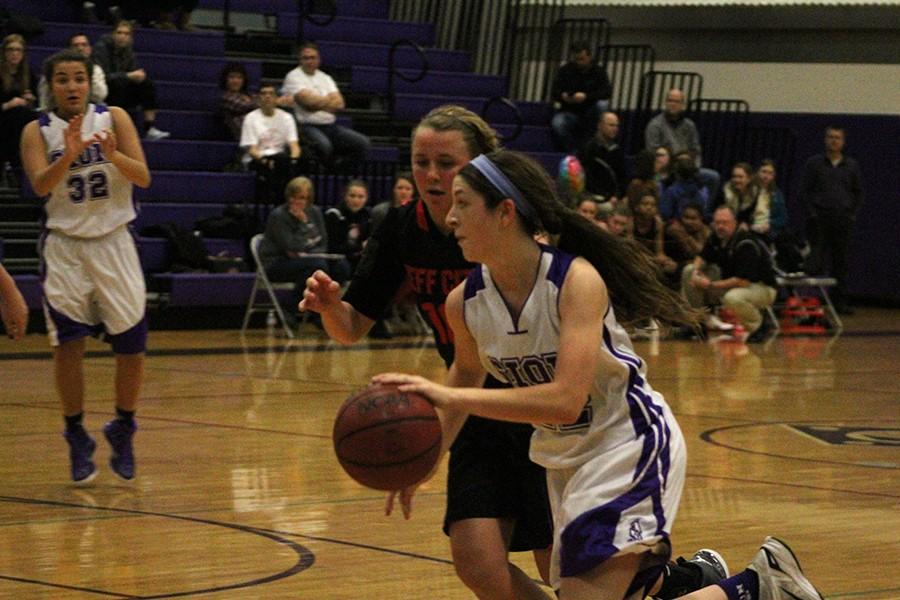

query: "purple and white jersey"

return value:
[462, 244, 676, 470]
[39, 103, 135, 238]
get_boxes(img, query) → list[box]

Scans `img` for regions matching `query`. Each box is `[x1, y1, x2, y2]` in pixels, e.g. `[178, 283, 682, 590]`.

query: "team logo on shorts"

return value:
[628, 518, 643, 542]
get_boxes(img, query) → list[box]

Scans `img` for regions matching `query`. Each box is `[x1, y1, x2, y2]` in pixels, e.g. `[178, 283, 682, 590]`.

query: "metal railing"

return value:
[387, 39, 429, 118]
[687, 98, 750, 178]
[482, 97, 524, 144]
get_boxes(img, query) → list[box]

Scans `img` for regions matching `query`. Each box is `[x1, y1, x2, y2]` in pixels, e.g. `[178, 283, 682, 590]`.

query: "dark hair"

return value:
[67, 32, 90, 47]
[343, 178, 368, 196]
[112, 19, 133, 32]
[1, 34, 30, 94]
[219, 62, 249, 92]
[825, 125, 845, 136]
[458, 150, 701, 328]
[42, 49, 90, 88]
[681, 202, 704, 217]
[674, 153, 699, 179]
[297, 42, 319, 53]
[414, 104, 499, 158]
[569, 41, 591, 55]
[395, 170, 413, 184]
[258, 83, 277, 94]
[732, 162, 753, 178]
[756, 158, 779, 192]
[631, 149, 656, 181]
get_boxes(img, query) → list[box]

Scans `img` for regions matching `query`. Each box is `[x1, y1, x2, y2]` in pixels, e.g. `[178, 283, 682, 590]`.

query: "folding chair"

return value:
[241, 233, 297, 338]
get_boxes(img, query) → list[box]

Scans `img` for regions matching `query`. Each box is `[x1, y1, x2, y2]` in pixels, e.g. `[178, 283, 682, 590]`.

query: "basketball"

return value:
[333, 384, 442, 491]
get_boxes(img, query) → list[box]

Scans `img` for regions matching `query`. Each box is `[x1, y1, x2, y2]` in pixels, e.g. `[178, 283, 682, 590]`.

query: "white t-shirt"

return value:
[280, 67, 338, 125]
[239, 108, 299, 156]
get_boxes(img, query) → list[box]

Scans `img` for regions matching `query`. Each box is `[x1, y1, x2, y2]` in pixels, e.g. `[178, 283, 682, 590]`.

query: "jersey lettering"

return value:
[488, 352, 591, 432]
[66, 171, 109, 204]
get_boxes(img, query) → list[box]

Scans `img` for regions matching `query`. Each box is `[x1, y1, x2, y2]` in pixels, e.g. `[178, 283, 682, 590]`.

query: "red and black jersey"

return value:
[343, 199, 472, 366]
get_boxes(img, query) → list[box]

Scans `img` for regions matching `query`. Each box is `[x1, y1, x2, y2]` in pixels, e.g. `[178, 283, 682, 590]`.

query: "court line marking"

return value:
[700, 421, 900, 472]
[0, 495, 315, 599]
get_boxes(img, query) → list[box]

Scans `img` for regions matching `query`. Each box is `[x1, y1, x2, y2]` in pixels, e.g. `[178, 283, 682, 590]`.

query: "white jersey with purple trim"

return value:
[39, 103, 135, 238]
[461, 244, 675, 470]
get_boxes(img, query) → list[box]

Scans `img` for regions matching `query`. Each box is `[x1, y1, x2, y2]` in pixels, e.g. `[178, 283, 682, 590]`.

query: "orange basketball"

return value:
[333, 384, 442, 491]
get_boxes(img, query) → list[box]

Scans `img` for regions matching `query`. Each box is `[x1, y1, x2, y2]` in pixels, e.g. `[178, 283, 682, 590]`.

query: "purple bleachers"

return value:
[314, 40, 470, 72]
[28, 47, 261, 87]
[4, 0, 75, 21]
[198, 0, 389, 18]
[154, 272, 256, 306]
[155, 81, 220, 111]
[151, 110, 224, 139]
[351, 66, 506, 98]
[11, 275, 42, 310]
[33, 22, 226, 57]
[277, 15, 435, 46]
[495, 125, 555, 152]
[144, 140, 237, 171]
[135, 203, 228, 232]
[135, 172, 254, 203]
[393, 94, 553, 126]
[138, 236, 246, 272]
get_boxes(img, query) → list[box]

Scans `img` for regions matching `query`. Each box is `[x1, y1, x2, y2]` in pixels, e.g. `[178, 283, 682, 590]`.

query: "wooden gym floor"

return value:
[0, 308, 898, 599]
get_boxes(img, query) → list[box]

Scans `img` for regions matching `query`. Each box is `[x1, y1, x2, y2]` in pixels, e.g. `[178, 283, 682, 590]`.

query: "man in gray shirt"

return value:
[645, 88, 720, 200]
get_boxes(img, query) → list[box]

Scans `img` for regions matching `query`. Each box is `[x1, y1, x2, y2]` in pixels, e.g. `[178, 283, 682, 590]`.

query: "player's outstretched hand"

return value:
[385, 485, 419, 520]
[299, 270, 341, 313]
[371, 373, 454, 409]
[63, 114, 91, 158]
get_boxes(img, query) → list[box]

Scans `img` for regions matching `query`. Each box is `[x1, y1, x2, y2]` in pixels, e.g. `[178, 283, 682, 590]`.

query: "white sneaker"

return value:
[749, 537, 823, 600]
[145, 126, 170, 141]
[706, 314, 735, 331]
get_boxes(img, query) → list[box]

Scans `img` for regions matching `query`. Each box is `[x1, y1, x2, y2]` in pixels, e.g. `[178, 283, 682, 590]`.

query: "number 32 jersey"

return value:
[39, 103, 135, 238]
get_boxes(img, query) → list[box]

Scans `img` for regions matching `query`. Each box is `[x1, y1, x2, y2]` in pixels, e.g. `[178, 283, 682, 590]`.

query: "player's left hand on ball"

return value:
[371, 373, 452, 408]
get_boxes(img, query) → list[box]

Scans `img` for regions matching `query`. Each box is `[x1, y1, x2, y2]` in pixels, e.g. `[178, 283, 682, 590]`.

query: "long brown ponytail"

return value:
[458, 150, 702, 328]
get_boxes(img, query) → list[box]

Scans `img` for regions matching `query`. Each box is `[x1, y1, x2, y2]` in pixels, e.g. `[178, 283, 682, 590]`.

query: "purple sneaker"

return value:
[64, 428, 97, 484]
[103, 419, 137, 481]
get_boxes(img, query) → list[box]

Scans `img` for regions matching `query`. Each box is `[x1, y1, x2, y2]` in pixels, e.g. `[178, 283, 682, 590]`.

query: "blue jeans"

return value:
[303, 123, 371, 171]
[550, 99, 609, 153]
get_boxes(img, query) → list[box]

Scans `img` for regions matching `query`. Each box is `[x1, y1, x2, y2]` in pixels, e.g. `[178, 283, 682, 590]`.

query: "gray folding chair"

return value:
[241, 233, 297, 338]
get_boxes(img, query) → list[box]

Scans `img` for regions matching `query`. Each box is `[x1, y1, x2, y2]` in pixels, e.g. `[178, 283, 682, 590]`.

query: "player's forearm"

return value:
[30, 152, 80, 196]
[321, 301, 374, 344]
[109, 151, 151, 188]
[448, 381, 586, 426]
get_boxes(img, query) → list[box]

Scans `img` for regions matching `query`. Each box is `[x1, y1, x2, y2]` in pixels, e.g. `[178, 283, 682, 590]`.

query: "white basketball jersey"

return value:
[462, 245, 676, 470]
[39, 103, 136, 238]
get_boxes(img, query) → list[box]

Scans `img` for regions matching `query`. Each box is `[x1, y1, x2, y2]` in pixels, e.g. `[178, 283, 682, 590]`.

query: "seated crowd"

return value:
[2, 21, 860, 341]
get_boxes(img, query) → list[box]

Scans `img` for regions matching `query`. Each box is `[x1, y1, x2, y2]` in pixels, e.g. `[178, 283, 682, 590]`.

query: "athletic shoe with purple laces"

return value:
[749, 536, 824, 600]
[103, 419, 137, 481]
[64, 427, 97, 484]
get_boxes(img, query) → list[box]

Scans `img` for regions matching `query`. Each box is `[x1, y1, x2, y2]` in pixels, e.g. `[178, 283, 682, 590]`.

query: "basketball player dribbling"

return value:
[20, 49, 150, 484]
[375, 149, 824, 600]
[302, 107, 730, 600]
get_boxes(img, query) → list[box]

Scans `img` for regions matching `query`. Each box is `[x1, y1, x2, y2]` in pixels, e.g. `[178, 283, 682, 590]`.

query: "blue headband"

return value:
[469, 154, 537, 224]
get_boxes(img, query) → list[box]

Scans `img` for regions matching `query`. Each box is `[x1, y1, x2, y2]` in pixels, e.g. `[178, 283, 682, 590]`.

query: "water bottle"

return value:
[265, 310, 277, 332]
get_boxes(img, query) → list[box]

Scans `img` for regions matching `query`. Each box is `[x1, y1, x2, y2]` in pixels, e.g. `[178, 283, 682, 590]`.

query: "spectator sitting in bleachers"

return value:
[219, 62, 257, 142]
[240, 83, 300, 208]
[92, 20, 170, 140]
[721, 162, 761, 229]
[604, 206, 633, 238]
[645, 88, 721, 201]
[666, 202, 710, 263]
[370, 171, 415, 233]
[659, 151, 710, 221]
[549, 41, 612, 153]
[753, 159, 789, 240]
[624, 148, 658, 210]
[682, 206, 777, 340]
[0, 34, 38, 177]
[151, 1, 198, 31]
[577, 110, 626, 204]
[325, 179, 372, 273]
[576, 195, 600, 222]
[38, 33, 108, 111]
[279, 42, 370, 173]
[632, 188, 679, 288]
[258, 176, 351, 327]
